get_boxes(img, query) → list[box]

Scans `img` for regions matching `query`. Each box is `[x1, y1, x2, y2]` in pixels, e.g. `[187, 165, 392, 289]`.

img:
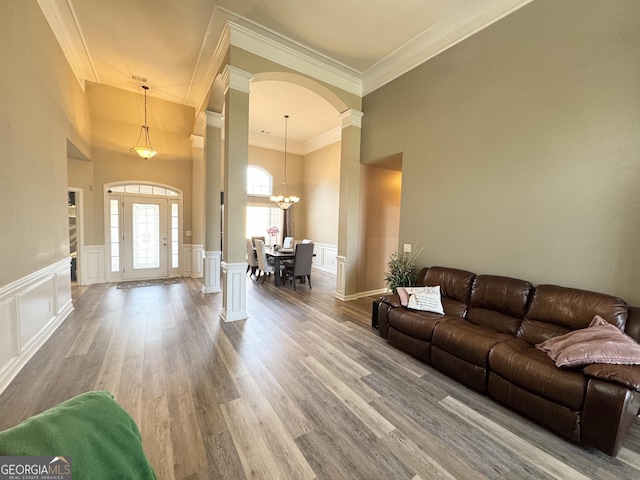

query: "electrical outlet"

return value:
[186, 231, 192, 237]
[403, 244, 412, 253]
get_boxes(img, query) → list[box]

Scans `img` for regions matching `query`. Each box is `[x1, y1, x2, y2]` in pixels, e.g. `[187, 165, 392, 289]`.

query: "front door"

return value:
[122, 197, 168, 280]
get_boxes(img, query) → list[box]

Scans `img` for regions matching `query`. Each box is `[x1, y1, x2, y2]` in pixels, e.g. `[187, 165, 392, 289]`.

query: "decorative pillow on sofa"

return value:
[396, 286, 444, 315]
[536, 315, 640, 368]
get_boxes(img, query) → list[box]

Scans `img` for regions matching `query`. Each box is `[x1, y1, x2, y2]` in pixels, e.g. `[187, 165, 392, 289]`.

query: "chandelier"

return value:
[130, 85, 157, 159]
[270, 114, 300, 210]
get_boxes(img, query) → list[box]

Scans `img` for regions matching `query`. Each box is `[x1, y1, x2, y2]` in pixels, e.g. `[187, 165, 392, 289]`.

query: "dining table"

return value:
[265, 247, 295, 286]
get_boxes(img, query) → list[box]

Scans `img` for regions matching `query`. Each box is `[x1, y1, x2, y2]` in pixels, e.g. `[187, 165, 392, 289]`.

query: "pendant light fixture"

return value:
[270, 115, 300, 210]
[130, 85, 157, 159]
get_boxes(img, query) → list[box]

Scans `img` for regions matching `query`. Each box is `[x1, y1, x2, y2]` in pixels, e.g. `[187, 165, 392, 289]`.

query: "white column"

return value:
[190, 133, 204, 278]
[202, 251, 221, 293]
[335, 109, 363, 301]
[201, 111, 224, 294]
[220, 65, 253, 321]
[220, 261, 248, 322]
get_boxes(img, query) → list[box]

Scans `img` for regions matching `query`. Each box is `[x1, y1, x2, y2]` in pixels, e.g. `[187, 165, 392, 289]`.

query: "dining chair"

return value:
[283, 236, 294, 249]
[251, 236, 266, 247]
[246, 238, 258, 277]
[254, 239, 276, 284]
[283, 242, 314, 290]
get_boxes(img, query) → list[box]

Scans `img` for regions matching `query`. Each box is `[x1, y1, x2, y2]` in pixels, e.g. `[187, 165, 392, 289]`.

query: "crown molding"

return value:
[301, 127, 341, 154]
[38, 1, 534, 109]
[362, 0, 535, 95]
[187, 7, 230, 110]
[249, 126, 341, 156]
[36, 0, 98, 89]
[248, 133, 304, 156]
[226, 17, 362, 97]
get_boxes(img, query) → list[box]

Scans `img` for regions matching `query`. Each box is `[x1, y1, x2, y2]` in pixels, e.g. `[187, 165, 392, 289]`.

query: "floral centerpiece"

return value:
[384, 246, 423, 294]
[267, 226, 279, 247]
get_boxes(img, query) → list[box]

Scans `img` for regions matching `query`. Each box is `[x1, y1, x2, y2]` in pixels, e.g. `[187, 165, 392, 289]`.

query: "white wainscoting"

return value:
[311, 242, 338, 274]
[183, 244, 204, 278]
[0, 258, 74, 395]
[82, 245, 106, 285]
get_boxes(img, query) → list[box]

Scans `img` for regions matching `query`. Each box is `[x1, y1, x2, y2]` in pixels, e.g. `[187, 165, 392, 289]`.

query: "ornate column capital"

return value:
[190, 134, 204, 149]
[340, 109, 364, 129]
[205, 110, 225, 128]
[221, 65, 254, 94]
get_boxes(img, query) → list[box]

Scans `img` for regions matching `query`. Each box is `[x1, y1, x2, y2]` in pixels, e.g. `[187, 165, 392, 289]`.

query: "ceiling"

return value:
[38, 0, 533, 150]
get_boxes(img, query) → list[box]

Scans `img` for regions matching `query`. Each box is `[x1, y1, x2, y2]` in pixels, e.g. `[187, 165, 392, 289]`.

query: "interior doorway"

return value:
[68, 188, 83, 283]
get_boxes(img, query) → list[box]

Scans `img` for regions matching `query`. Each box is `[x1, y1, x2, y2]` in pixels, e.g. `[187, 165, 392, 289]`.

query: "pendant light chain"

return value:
[283, 114, 289, 189]
[270, 114, 300, 210]
[130, 85, 157, 159]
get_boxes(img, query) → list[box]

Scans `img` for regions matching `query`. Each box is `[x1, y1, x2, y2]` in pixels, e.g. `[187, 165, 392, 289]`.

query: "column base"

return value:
[201, 250, 222, 293]
[221, 261, 248, 322]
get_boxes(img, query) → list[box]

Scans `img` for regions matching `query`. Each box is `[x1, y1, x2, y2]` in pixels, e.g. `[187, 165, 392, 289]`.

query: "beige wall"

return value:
[357, 166, 401, 293]
[80, 83, 195, 245]
[247, 142, 342, 246]
[67, 157, 96, 246]
[0, 0, 91, 287]
[361, 0, 640, 304]
[248, 144, 304, 237]
[303, 142, 341, 245]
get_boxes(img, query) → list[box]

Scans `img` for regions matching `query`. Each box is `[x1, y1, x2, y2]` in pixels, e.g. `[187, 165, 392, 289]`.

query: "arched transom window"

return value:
[247, 166, 272, 196]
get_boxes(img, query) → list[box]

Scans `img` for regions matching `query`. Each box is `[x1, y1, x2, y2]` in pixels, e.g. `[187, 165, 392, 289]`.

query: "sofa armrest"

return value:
[581, 379, 640, 456]
[583, 363, 640, 392]
[624, 306, 640, 343]
[379, 294, 402, 308]
[377, 294, 403, 339]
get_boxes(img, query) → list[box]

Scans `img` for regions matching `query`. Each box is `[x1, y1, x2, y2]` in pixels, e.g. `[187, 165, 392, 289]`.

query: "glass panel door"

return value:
[123, 197, 168, 280]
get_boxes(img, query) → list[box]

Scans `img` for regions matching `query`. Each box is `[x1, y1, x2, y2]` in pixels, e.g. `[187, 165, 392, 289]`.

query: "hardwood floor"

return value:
[2, 270, 640, 479]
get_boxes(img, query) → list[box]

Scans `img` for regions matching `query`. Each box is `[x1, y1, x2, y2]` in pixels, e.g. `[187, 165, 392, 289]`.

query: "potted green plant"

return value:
[384, 246, 423, 294]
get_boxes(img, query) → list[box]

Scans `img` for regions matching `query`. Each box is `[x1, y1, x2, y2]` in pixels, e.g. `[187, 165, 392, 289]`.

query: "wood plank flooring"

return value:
[2, 270, 640, 479]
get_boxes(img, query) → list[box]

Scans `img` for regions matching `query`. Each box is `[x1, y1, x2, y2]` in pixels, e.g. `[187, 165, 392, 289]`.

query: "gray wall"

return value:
[361, 0, 640, 304]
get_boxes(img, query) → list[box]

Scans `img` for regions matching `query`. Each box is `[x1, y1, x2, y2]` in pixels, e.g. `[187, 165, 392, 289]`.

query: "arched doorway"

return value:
[247, 73, 347, 274]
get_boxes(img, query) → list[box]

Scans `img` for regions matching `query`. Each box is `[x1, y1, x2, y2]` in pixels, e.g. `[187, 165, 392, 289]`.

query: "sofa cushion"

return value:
[466, 275, 533, 335]
[517, 284, 628, 345]
[537, 315, 640, 368]
[489, 338, 588, 410]
[432, 318, 513, 367]
[387, 308, 452, 341]
[418, 266, 476, 317]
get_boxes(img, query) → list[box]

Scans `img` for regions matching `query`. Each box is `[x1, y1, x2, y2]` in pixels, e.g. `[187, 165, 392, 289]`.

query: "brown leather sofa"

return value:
[377, 266, 640, 456]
